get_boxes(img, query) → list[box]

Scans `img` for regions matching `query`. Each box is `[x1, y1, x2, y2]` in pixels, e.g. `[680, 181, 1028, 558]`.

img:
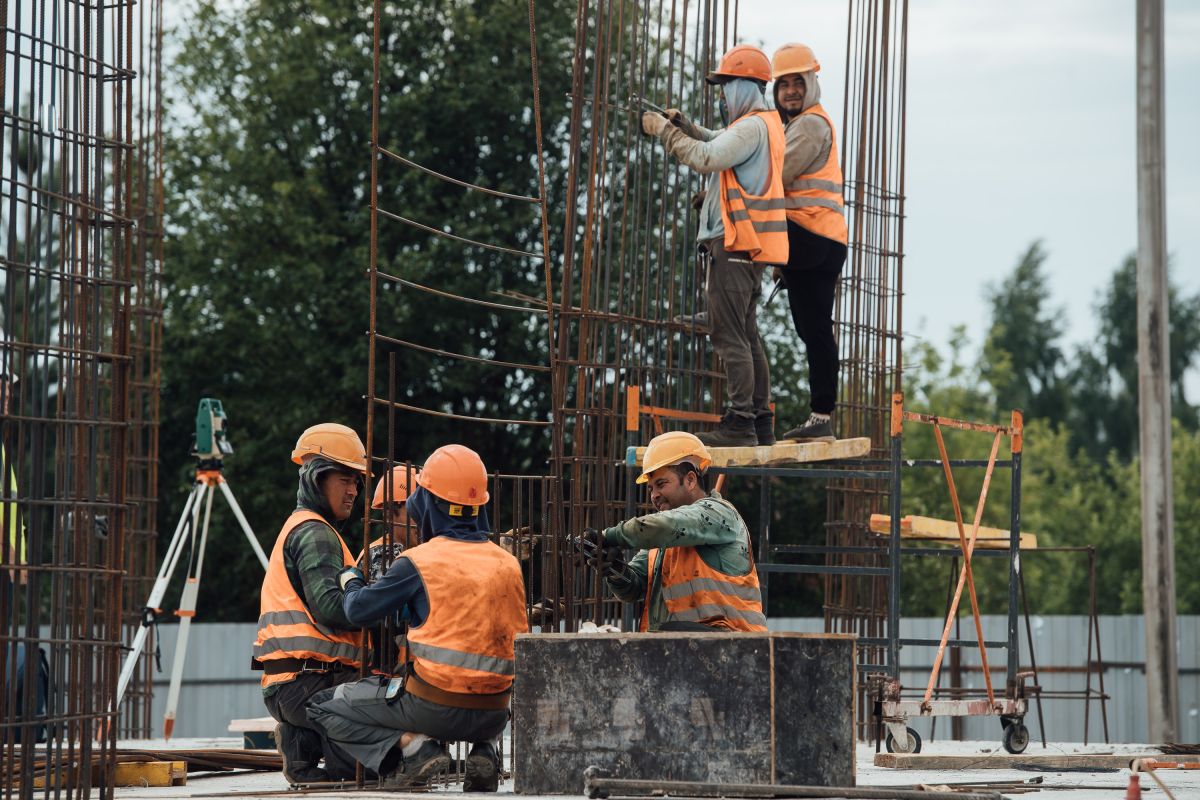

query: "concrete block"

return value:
[512, 632, 855, 794]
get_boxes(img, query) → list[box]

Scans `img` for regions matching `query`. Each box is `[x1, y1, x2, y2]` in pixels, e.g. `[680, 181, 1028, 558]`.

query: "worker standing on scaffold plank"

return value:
[308, 445, 526, 792]
[252, 423, 370, 785]
[572, 432, 766, 632]
[771, 43, 848, 443]
[644, 45, 789, 448]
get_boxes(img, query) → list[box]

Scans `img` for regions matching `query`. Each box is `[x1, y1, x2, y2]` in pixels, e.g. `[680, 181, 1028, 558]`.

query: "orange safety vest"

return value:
[719, 109, 789, 265]
[253, 510, 366, 688]
[638, 503, 767, 632]
[403, 537, 527, 695]
[782, 103, 848, 245]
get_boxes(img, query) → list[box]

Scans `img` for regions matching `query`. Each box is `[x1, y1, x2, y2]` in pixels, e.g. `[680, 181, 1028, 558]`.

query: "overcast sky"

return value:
[738, 0, 1200, 393]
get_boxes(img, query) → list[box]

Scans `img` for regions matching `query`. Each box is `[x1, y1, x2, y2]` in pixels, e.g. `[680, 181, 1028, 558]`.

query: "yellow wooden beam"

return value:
[629, 437, 871, 469]
[869, 513, 1037, 550]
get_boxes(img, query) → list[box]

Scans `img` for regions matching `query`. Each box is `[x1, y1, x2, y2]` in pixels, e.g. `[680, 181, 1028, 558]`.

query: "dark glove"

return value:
[568, 528, 605, 561]
[569, 529, 626, 578]
[338, 566, 365, 591]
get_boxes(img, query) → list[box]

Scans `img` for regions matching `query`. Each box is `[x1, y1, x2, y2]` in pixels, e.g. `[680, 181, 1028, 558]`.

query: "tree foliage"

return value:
[161, 0, 574, 620]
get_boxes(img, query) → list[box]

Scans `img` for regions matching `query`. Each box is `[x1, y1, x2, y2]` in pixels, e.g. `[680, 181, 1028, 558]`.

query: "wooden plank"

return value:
[874, 752, 1196, 770]
[228, 715, 277, 733]
[630, 437, 871, 468]
[112, 761, 188, 787]
[869, 514, 1037, 550]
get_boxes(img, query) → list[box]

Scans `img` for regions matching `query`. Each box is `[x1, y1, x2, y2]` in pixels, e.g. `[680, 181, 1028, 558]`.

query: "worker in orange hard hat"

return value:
[771, 42, 847, 443]
[307, 444, 526, 791]
[570, 431, 766, 632]
[642, 44, 786, 448]
[253, 423, 370, 785]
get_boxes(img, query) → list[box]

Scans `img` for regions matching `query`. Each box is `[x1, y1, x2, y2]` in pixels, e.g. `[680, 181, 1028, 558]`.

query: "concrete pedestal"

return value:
[511, 632, 856, 794]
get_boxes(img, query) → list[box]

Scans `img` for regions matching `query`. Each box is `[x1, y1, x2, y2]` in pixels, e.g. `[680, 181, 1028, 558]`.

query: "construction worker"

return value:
[772, 43, 848, 442]
[253, 423, 369, 784]
[643, 45, 788, 448]
[306, 444, 526, 792]
[573, 431, 766, 632]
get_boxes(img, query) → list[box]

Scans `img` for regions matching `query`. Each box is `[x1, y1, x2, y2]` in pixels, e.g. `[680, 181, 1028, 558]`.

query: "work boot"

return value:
[781, 413, 835, 443]
[464, 740, 501, 792]
[754, 412, 776, 446]
[274, 723, 330, 785]
[673, 310, 709, 331]
[382, 739, 450, 789]
[696, 411, 757, 448]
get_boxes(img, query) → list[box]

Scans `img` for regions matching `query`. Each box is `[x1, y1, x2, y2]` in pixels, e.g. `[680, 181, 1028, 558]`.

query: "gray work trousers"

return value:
[306, 676, 509, 773]
[705, 239, 772, 420]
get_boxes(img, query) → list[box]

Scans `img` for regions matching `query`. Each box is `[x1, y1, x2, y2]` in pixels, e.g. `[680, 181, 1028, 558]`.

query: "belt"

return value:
[404, 669, 511, 711]
[253, 657, 357, 675]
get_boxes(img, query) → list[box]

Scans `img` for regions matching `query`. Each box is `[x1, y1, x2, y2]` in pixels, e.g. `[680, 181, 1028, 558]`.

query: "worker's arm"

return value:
[286, 522, 358, 630]
[605, 548, 648, 602]
[340, 557, 425, 627]
[655, 115, 764, 175]
[782, 114, 832, 180]
[603, 497, 741, 550]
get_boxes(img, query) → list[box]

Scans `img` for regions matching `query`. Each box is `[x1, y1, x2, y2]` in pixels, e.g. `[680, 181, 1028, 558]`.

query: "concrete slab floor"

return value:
[106, 738, 1200, 799]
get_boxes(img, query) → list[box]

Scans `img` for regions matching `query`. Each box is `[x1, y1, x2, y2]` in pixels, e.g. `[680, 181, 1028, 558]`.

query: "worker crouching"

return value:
[253, 423, 370, 784]
[306, 445, 527, 791]
[574, 432, 766, 632]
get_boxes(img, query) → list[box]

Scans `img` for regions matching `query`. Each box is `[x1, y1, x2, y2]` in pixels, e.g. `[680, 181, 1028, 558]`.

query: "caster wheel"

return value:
[885, 726, 922, 754]
[1003, 722, 1029, 754]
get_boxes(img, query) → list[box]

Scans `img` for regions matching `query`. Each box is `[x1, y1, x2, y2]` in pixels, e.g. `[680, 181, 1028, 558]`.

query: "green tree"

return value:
[161, 0, 575, 620]
[980, 241, 1068, 423]
[1064, 255, 1200, 460]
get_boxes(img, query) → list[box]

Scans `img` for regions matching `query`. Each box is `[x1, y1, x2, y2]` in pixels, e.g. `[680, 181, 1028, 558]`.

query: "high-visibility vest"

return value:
[253, 510, 365, 688]
[782, 103, 848, 245]
[718, 110, 789, 264]
[639, 502, 766, 632]
[403, 536, 527, 695]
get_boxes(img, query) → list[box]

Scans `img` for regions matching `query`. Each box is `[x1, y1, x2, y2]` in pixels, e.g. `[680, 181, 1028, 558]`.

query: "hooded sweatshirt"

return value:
[278, 457, 364, 634]
[339, 485, 491, 628]
[654, 78, 773, 244]
[777, 71, 833, 184]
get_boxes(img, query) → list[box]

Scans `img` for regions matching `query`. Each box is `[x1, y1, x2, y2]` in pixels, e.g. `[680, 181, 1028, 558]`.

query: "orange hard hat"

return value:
[291, 423, 368, 475]
[637, 431, 712, 485]
[706, 44, 772, 85]
[416, 444, 490, 506]
[371, 465, 419, 509]
[772, 42, 820, 78]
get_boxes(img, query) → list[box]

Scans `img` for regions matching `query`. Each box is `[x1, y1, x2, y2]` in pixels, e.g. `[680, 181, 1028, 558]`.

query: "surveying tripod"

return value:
[113, 398, 269, 738]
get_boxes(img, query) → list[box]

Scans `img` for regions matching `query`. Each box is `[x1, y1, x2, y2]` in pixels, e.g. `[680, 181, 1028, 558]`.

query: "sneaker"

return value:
[382, 739, 450, 789]
[464, 740, 501, 792]
[696, 411, 757, 448]
[673, 311, 709, 330]
[781, 413, 835, 443]
[754, 413, 776, 447]
[274, 723, 330, 785]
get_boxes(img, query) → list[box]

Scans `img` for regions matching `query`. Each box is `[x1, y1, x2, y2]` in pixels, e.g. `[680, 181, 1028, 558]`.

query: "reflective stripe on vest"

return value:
[253, 510, 365, 687]
[404, 537, 526, 695]
[657, 499, 766, 632]
[783, 103, 848, 245]
[718, 110, 789, 264]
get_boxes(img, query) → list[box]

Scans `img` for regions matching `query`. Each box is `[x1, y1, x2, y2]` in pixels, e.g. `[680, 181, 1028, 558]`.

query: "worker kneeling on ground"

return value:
[253, 423, 370, 784]
[572, 431, 766, 632]
[307, 444, 527, 791]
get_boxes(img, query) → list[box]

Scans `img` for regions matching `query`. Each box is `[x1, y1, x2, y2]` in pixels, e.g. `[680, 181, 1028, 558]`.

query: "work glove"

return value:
[337, 566, 365, 591]
[662, 108, 686, 128]
[641, 111, 669, 137]
[690, 189, 707, 210]
[568, 529, 627, 578]
[567, 527, 606, 561]
[498, 526, 538, 561]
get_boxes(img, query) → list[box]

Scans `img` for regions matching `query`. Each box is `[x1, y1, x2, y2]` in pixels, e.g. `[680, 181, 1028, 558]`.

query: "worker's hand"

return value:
[337, 566, 365, 591]
[690, 189, 706, 210]
[641, 111, 669, 137]
[498, 526, 537, 561]
[601, 546, 629, 581]
[663, 108, 686, 127]
[772, 266, 783, 283]
[568, 527, 606, 561]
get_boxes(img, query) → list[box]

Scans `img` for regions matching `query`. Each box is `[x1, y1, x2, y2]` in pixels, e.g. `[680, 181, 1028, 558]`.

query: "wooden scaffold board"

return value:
[628, 437, 872, 469]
